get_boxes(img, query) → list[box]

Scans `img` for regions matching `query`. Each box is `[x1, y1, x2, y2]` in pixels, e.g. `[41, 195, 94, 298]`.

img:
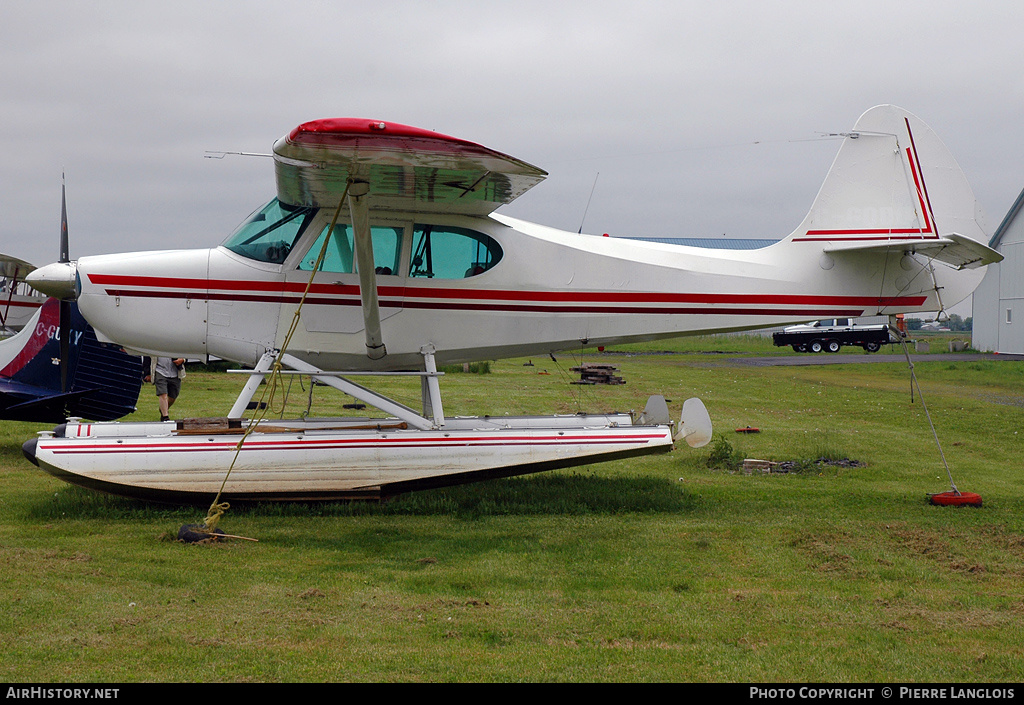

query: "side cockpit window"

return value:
[409, 226, 502, 279]
[223, 199, 316, 264]
[297, 224, 403, 275]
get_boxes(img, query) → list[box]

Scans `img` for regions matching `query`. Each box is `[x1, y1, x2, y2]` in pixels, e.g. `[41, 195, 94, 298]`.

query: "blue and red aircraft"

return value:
[0, 297, 143, 423]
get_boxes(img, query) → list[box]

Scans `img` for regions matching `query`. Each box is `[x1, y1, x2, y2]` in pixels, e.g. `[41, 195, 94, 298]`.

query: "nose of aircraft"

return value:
[25, 262, 79, 300]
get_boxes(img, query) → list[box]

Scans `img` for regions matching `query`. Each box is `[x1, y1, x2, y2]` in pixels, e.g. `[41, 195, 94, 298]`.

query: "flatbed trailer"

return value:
[772, 319, 893, 353]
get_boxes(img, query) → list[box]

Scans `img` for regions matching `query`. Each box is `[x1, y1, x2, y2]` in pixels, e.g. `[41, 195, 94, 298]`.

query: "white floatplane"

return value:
[23, 105, 1001, 503]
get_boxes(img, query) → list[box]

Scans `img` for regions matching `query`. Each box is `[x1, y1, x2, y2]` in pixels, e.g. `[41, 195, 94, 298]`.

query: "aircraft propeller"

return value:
[58, 177, 71, 393]
[25, 178, 81, 307]
[23, 178, 79, 394]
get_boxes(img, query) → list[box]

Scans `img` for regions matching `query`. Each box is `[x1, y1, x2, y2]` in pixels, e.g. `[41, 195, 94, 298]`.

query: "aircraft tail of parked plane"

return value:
[775, 105, 996, 312]
[0, 298, 143, 423]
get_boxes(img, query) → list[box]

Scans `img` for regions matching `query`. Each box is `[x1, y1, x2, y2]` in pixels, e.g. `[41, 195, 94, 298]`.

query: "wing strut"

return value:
[0, 264, 19, 329]
[346, 179, 386, 360]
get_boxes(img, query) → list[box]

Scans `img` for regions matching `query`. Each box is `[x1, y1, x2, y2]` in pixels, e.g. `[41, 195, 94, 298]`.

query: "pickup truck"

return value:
[772, 318, 893, 353]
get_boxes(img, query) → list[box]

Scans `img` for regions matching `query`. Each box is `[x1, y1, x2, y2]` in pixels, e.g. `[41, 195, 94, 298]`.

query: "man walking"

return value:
[145, 357, 186, 422]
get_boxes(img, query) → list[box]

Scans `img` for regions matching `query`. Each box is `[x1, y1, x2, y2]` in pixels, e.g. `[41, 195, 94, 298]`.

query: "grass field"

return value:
[2, 334, 1022, 682]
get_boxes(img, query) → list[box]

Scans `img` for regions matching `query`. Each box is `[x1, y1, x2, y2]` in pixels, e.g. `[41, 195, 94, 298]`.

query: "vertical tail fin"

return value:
[790, 105, 988, 247]
[781, 105, 996, 314]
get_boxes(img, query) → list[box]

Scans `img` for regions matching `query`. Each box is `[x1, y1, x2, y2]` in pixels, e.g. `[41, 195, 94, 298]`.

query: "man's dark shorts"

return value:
[155, 374, 181, 399]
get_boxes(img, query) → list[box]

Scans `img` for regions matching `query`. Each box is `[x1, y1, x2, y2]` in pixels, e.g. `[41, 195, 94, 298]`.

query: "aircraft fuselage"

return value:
[73, 206, 961, 370]
[32, 106, 996, 372]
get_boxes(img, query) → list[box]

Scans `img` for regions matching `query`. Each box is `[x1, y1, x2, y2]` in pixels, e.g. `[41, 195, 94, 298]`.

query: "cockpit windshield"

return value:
[222, 199, 317, 264]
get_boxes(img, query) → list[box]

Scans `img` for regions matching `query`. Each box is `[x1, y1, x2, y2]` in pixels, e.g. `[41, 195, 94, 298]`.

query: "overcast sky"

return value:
[2, 0, 1022, 273]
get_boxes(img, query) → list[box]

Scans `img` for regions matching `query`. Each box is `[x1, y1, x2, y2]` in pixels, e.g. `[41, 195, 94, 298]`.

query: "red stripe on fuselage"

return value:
[88, 273, 925, 314]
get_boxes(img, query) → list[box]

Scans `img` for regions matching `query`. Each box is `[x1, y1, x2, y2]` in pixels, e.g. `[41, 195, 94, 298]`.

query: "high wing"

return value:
[824, 233, 1003, 270]
[1, 253, 45, 332]
[272, 118, 547, 215]
[0, 253, 37, 279]
[273, 118, 547, 359]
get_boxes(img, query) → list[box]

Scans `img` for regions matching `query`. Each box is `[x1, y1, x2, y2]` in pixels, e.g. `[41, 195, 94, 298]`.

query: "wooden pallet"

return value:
[570, 363, 625, 385]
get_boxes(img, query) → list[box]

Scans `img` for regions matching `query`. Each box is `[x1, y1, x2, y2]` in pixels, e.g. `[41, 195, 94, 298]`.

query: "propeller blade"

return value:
[25, 178, 79, 299]
[59, 176, 71, 393]
[60, 175, 70, 264]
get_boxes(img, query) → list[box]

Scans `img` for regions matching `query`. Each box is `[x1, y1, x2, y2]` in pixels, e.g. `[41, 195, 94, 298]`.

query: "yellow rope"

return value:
[199, 187, 351, 534]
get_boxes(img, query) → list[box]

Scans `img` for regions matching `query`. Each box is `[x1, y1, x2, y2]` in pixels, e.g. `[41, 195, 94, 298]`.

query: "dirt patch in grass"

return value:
[887, 526, 955, 560]
[885, 525, 990, 576]
[790, 533, 858, 575]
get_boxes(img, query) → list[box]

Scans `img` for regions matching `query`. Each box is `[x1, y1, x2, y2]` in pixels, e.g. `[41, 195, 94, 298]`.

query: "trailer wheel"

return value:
[809, 340, 823, 353]
[826, 339, 841, 353]
[792, 345, 805, 352]
[864, 342, 880, 353]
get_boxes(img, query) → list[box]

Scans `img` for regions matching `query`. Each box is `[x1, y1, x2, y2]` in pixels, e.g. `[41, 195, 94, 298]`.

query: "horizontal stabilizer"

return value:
[824, 233, 1003, 270]
[4, 389, 92, 424]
